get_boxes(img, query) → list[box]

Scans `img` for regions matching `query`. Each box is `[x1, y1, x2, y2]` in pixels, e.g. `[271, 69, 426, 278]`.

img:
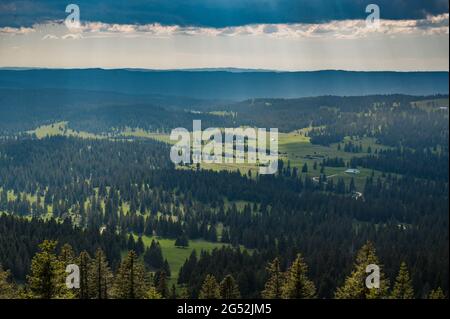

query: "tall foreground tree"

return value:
[198, 274, 220, 299]
[78, 251, 91, 299]
[262, 258, 284, 299]
[88, 248, 113, 299]
[59, 244, 75, 266]
[0, 265, 19, 298]
[154, 270, 169, 298]
[281, 254, 316, 299]
[335, 241, 389, 299]
[113, 251, 148, 299]
[391, 262, 414, 299]
[219, 275, 241, 299]
[27, 240, 72, 299]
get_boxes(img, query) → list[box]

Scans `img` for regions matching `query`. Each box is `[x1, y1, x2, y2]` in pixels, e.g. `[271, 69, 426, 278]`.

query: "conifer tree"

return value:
[221, 229, 230, 243]
[428, 287, 446, 299]
[135, 236, 145, 256]
[59, 243, 75, 266]
[175, 234, 189, 247]
[208, 225, 218, 242]
[78, 251, 91, 299]
[147, 286, 163, 299]
[178, 250, 197, 284]
[281, 254, 316, 299]
[198, 274, 220, 299]
[27, 240, 72, 299]
[170, 284, 177, 299]
[219, 274, 241, 299]
[335, 241, 389, 299]
[163, 259, 171, 277]
[391, 262, 414, 299]
[127, 234, 136, 251]
[178, 286, 190, 299]
[113, 250, 148, 299]
[302, 163, 308, 173]
[155, 270, 169, 298]
[88, 248, 113, 299]
[0, 265, 19, 299]
[143, 240, 164, 270]
[262, 258, 284, 299]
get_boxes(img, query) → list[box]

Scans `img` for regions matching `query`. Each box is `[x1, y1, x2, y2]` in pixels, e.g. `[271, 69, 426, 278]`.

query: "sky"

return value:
[0, 0, 448, 71]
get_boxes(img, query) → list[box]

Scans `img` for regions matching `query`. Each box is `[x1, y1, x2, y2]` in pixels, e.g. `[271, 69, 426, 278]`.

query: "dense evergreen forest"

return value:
[0, 94, 448, 299]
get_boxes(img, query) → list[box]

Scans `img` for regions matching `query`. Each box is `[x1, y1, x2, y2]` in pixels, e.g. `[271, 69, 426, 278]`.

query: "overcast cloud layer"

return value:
[2, 13, 447, 40]
[0, 0, 449, 28]
[2, 13, 448, 40]
[0, 1, 448, 71]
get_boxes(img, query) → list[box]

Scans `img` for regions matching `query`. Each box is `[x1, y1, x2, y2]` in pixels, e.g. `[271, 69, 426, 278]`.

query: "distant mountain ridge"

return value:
[0, 69, 447, 100]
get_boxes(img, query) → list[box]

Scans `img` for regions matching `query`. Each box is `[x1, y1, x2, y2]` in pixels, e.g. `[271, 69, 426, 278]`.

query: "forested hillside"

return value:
[1, 69, 448, 99]
[0, 92, 448, 299]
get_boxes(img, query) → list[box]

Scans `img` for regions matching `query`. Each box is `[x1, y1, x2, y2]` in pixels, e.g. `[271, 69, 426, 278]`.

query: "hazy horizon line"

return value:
[1, 67, 449, 73]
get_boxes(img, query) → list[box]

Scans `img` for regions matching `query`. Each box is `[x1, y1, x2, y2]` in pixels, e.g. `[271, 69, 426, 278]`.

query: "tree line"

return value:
[1, 240, 446, 299]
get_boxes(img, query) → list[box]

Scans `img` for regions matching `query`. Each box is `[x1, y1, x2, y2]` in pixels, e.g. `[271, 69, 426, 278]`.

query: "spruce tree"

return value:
[143, 240, 164, 270]
[175, 235, 189, 248]
[163, 259, 171, 277]
[178, 286, 191, 299]
[335, 241, 389, 299]
[281, 254, 316, 299]
[0, 265, 19, 298]
[155, 270, 169, 298]
[219, 274, 241, 299]
[127, 234, 136, 251]
[59, 243, 75, 266]
[178, 250, 197, 284]
[302, 163, 308, 173]
[135, 236, 145, 256]
[428, 287, 446, 299]
[113, 250, 148, 299]
[198, 274, 220, 299]
[78, 251, 91, 299]
[170, 284, 177, 299]
[88, 248, 113, 299]
[147, 286, 163, 299]
[391, 262, 414, 299]
[262, 258, 284, 299]
[27, 240, 72, 299]
[208, 225, 217, 242]
[221, 229, 230, 243]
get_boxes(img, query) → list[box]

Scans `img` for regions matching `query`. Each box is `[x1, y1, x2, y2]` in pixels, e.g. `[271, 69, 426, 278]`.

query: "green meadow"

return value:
[133, 234, 230, 285]
[30, 122, 104, 139]
[27, 122, 392, 191]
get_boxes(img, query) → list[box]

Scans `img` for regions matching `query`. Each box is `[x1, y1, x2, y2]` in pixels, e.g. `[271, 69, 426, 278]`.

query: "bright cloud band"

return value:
[1, 14, 448, 40]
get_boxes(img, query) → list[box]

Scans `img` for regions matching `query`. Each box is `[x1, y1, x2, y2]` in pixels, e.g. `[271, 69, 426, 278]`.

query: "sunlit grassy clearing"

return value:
[30, 122, 104, 139]
[133, 234, 230, 283]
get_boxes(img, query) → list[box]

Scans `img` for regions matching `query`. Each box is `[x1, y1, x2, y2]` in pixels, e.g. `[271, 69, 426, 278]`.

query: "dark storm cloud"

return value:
[0, 0, 448, 28]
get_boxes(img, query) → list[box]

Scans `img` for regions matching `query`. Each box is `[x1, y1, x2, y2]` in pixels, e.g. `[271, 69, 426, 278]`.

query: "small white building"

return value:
[345, 168, 360, 174]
